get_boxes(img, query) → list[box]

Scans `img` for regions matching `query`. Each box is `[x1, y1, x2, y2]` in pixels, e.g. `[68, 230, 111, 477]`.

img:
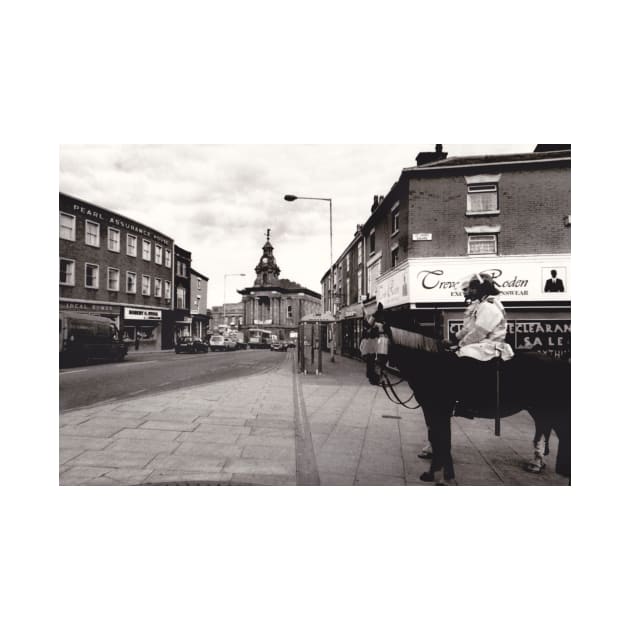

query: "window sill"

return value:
[465, 210, 500, 217]
[85, 243, 101, 248]
[59, 282, 75, 287]
[108, 248, 120, 253]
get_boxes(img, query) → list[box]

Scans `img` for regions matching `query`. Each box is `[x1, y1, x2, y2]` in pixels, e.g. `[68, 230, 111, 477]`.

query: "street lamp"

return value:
[224, 273, 246, 329]
[284, 194, 336, 362]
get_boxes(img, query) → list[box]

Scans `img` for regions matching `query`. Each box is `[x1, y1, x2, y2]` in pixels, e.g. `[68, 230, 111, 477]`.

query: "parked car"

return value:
[175, 336, 209, 353]
[224, 337, 238, 351]
[209, 334, 229, 351]
[270, 341, 288, 352]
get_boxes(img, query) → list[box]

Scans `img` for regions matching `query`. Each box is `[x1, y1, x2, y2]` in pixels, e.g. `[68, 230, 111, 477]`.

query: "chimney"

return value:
[370, 195, 380, 213]
[415, 144, 448, 166]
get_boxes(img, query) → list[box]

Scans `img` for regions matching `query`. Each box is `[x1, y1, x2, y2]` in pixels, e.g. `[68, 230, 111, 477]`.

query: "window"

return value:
[357, 268, 363, 297]
[391, 210, 400, 235]
[197, 277, 201, 290]
[59, 258, 75, 285]
[468, 234, 498, 255]
[164, 280, 171, 300]
[357, 241, 363, 265]
[127, 234, 137, 257]
[59, 213, 76, 241]
[107, 267, 120, 291]
[367, 258, 381, 297]
[391, 246, 399, 268]
[85, 220, 100, 247]
[142, 239, 151, 261]
[369, 229, 376, 254]
[467, 184, 499, 214]
[126, 271, 137, 293]
[165, 249, 172, 268]
[287, 301, 293, 319]
[108, 227, 120, 252]
[346, 277, 350, 305]
[176, 286, 186, 309]
[155, 244, 163, 265]
[346, 256, 350, 272]
[155, 278, 162, 298]
[142, 275, 151, 296]
[85, 263, 99, 289]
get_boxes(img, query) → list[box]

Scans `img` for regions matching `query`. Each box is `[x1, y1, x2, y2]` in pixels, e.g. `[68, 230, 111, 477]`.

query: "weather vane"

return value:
[266, 228, 271, 241]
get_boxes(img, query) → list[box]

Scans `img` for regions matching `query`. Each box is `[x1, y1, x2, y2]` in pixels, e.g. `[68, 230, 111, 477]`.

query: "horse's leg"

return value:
[524, 410, 551, 473]
[420, 404, 455, 484]
[553, 408, 571, 478]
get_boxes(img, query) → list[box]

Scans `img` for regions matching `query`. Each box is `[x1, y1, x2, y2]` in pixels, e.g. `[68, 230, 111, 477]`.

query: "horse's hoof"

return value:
[523, 462, 545, 474]
[436, 478, 458, 486]
[420, 472, 435, 482]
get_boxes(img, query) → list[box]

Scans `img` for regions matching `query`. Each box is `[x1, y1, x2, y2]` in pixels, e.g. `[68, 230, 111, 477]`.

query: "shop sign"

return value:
[60, 301, 118, 315]
[385, 256, 571, 304]
[412, 233, 432, 241]
[70, 202, 172, 246]
[254, 319, 272, 325]
[448, 319, 571, 358]
[124, 307, 162, 320]
[376, 265, 409, 309]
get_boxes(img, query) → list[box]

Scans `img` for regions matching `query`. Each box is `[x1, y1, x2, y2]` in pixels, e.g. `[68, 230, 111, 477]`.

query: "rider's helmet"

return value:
[460, 272, 500, 298]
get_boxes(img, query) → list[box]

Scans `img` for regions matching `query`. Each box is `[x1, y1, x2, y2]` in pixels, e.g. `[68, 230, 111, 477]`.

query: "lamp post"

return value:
[284, 194, 336, 362]
[224, 273, 246, 330]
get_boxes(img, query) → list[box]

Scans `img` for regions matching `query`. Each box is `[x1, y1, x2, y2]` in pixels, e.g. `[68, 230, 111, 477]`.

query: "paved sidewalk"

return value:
[59, 351, 568, 485]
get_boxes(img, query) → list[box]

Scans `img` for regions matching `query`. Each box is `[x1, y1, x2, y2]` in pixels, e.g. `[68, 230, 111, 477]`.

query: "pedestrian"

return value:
[134, 334, 140, 351]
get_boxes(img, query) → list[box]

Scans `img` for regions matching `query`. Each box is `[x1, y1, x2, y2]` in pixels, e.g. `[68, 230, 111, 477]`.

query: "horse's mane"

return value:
[390, 326, 440, 353]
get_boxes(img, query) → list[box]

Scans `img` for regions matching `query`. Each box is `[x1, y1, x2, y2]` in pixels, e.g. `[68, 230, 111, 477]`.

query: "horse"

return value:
[377, 327, 571, 485]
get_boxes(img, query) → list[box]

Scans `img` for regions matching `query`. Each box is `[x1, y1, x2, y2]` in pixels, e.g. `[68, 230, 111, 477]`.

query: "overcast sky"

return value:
[59, 144, 534, 308]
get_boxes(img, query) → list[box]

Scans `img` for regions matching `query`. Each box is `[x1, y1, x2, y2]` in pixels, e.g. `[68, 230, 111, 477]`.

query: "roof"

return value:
[189, 268, 208, 281]
[403, 149, 570, 170]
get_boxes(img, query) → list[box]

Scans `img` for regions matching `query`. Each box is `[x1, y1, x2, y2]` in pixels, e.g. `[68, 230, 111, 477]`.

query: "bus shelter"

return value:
[298, 312, 335, 375]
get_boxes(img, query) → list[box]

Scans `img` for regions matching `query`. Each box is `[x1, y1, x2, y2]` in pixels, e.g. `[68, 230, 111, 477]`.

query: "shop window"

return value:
[126, 271, 137, 293]
[108, 227, 120, 252]
[142, 275, 151, 296]
[137, 326, 157, 341]
[468, 234, 497, 255]
[155, 278, 162, 298]
[107, 267, 120, 291]
[155, 244, 163, 265]
[142, 239, 151, 261]
[85, 263, 99, 289]
[85, 220, 100, 247]
[127, 234, 137, 257]
[60, 258, 75, 285]
[122, 327, 136, 342]
[59, 213, 76, 241]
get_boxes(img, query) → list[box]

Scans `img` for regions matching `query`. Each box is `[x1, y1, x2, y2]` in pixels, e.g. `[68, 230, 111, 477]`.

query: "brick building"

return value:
[238, 230, 321, 342]
[59, 193, 176, 351]
[325, 145, 571, 358]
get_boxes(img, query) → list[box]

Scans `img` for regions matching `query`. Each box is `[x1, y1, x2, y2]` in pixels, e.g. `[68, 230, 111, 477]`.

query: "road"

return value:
[59, 348, 288, 411]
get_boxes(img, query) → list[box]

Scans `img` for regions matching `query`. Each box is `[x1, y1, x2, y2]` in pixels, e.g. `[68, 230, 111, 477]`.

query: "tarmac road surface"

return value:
[59, 348, 285, 412]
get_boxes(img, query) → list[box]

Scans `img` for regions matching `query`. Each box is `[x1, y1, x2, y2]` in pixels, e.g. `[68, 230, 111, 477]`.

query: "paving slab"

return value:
[149, 454, 225, 473]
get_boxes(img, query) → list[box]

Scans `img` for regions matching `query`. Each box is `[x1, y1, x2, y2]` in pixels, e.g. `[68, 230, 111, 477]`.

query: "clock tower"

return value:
[254, 228, 281, 286]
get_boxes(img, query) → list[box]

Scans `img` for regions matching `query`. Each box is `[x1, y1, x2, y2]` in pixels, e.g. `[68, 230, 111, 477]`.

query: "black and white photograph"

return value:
[58, 143, 571, 487]
[10, 2, 627, 629]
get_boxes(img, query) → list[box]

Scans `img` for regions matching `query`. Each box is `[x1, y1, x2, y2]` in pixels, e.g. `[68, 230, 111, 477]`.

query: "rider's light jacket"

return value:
[456, 296, 514, 361]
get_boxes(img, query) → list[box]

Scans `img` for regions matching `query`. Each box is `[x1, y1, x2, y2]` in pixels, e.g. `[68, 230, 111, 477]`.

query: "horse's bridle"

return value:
[379, 368, 421, 410]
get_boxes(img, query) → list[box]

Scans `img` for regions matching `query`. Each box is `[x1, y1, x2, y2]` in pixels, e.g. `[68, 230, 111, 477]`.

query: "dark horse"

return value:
[382, 328, 571, 484]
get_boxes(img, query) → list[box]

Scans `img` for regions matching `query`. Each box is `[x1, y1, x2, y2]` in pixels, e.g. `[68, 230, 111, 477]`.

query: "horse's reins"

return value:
[379, 369, 421, 409]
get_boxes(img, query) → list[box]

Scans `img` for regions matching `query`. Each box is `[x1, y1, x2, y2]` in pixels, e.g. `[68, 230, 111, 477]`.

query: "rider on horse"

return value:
[453, 273, 514, 418]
